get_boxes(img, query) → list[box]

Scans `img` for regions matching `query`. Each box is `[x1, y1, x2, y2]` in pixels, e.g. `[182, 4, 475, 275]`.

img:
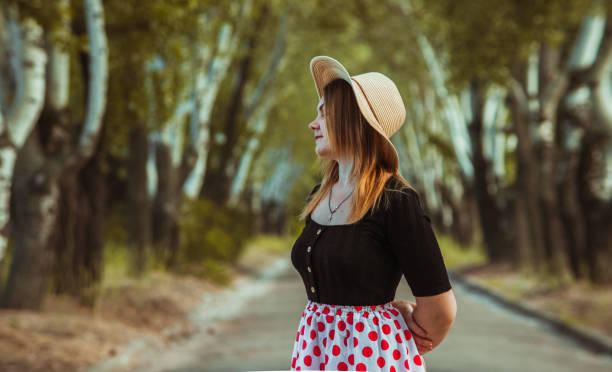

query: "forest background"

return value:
[0, 0, 611, 370]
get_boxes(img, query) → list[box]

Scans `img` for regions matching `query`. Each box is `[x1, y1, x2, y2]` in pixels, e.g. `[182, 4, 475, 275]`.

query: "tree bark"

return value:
[579, 129, 612, 283]
[201, 4, 270, 203]
[126, 122, 151, 275]
[468, 79, 510, 261]
[508, 78, 547, 271]
[1, 130, 59, 309]
[152, 141, 179, 266]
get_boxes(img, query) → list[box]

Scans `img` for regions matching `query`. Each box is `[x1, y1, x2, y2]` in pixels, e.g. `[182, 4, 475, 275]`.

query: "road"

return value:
[109, 258, 612, 372]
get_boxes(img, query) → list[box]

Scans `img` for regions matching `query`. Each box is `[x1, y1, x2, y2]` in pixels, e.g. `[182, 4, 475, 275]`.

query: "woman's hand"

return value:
[391, 300, 433, 355]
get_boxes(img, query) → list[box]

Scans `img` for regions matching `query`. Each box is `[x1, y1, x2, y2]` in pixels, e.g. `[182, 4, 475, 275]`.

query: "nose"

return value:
[309, 118, 319, 131]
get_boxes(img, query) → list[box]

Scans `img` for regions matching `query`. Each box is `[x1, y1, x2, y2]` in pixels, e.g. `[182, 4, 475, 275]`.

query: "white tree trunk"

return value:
[183, 22, 239, 198]
[0, 10, 47, 262]
[227, 95, 275, 207]
[75, 0, 108, 162]
[416, 33, 474, 180]
[46, 0, 70, 111]
[482, 86, 507, 177]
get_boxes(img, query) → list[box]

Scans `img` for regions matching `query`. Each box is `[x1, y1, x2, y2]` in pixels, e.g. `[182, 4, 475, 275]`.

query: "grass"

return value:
[436, 234, 487, 270]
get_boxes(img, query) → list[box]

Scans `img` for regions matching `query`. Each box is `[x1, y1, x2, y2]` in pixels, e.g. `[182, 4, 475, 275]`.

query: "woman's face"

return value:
[308, 97, 333, 158]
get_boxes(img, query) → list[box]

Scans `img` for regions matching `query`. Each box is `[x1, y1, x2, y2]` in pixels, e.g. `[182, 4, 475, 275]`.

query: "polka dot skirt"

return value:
[291, 300, 426, 371]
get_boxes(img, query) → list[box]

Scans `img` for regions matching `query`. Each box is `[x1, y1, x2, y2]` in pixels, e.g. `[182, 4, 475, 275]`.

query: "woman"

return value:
[290, 56, 457, 371]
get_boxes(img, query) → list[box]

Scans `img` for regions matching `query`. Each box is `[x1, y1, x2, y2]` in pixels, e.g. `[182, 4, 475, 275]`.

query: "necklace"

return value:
[327, 184, 354, 223]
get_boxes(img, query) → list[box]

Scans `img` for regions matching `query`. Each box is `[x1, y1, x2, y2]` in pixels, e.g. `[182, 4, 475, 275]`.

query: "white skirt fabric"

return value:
[291, 300, 426, 371]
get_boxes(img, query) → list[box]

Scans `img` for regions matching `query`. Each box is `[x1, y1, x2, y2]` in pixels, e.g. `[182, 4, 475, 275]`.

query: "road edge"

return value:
[448, 268, 612, 358]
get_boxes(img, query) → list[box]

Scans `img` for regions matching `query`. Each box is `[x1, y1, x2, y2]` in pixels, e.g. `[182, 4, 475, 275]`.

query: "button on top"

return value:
[317, 228, 322, 235]
[310, 286, 315, 293]
[307, 266, 312, 272]
[307, 246, 312, 253]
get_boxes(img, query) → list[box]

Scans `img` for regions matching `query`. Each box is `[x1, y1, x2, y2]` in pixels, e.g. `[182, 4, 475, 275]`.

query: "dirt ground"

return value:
[459, 262, 612, 338]
[0, 272, 222, 372]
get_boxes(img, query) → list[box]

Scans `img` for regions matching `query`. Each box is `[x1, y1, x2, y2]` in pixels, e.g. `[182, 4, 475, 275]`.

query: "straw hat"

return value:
[309, 56, 406, 171]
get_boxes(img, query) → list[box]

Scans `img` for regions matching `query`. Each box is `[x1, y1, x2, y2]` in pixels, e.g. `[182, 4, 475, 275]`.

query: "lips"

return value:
[315, 135, 323, 140]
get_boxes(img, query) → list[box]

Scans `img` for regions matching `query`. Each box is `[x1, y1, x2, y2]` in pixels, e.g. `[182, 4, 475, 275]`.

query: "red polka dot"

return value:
[310, 329, 316, 339]
[390, 366, 396, 372]
[389, 308, 399, 316]
[370, 305, 377, 311]
[325, 354, 329, 364]
[355, 306, 362, 311]
[307, 316, 312, 326]
[395, 333, 403, 343]
[356, 363, 367, 371]
[313, 346, 321, 356]
[381, 339, 389, 350]
[393, 349, 401, 360]
[382, 311, 391, 319]
[329, 330, 335, 340]
[318, 322, 325, 332]
[414, 355, 422, 366]
[304, 355, 312, 366]
[355, 322, 365, 332]
[394, 320, 401, 329]
[319, 363, 325, 370]
[343, 336, 348, 347]
[312, 305, 318, 311]
[368, 331, 378, 341]
[300, 325, 305, 335]
[362, 346, 373, 357]
[322, 306, 330, 314]
[353, 337, 359, 347]
[373, 317, 380, 326]
[326, 315, 334, 323]
[296, 367, 301, 371]
[363, 311, 369, 318]
[332, 345, 341, 356]
[292, 357, 296, 368]
[348, 354, 355, 365]
[404, 329, 412, 341]
[382, 324, 391, 334]
[323, 337, 327, 347]
[377, 356, 386, 367]
[302, 340, 306, 349]
[336, 308, 342, 315]
[338, 320, 346, 331]
[337, 362, 348, 371]
[404, 359, 410, 369]
[296, 332, 299, 341]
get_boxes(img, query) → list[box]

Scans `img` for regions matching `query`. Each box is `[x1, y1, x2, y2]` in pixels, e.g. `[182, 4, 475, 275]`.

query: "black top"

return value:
[290, 176, 452, 305]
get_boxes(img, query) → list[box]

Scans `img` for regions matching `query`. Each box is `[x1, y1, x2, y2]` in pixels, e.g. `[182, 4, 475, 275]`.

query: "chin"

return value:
[315, 147, 331, 158]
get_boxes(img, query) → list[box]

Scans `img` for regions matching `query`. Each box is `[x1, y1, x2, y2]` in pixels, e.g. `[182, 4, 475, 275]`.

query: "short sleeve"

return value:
[385, 189, 452, 297]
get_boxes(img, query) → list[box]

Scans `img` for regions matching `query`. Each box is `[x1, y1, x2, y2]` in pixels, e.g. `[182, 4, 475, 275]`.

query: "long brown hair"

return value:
[300, 79, 414, 224]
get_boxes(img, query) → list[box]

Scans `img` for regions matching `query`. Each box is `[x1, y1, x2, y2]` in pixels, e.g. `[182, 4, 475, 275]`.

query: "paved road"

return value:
[122, 259, 612, 372]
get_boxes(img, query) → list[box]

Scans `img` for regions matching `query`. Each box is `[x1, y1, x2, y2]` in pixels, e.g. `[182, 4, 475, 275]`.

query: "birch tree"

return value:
[2, 0, 108, 309]
[0, 4, 47, 264]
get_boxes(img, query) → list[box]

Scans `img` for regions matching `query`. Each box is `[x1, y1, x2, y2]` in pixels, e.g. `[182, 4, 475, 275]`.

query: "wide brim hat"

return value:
[309, 56, 406, 171]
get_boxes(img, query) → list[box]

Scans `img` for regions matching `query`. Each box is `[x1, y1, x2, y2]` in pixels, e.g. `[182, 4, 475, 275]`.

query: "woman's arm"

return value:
[413, 288, 457, 349]
[392, 288, 456, 354]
